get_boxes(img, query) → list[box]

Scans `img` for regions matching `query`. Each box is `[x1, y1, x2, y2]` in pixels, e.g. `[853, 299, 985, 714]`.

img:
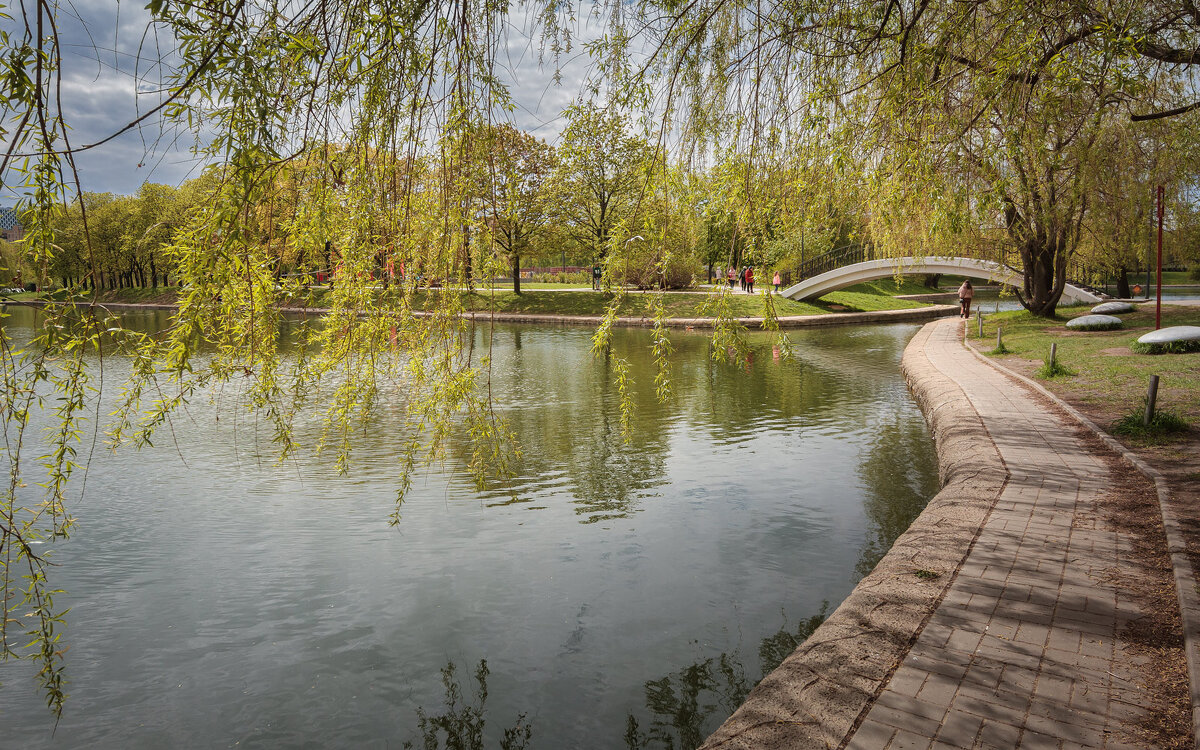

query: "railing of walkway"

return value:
[793, 244, 872, 282]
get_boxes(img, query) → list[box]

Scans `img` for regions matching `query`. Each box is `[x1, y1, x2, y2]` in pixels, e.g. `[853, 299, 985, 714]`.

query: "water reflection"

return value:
[855, 412, 940, 579]
[1, 307, 938, 750]
[623, 606, 829, 750]
[405, 660, 532, 750]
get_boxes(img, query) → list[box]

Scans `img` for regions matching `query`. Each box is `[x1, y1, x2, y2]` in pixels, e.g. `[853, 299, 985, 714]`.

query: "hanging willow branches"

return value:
[1, 0, 1196, 718]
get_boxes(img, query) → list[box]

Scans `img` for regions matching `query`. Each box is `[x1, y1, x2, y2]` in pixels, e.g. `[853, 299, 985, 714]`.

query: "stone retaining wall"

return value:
[698, 320, 1007, 749]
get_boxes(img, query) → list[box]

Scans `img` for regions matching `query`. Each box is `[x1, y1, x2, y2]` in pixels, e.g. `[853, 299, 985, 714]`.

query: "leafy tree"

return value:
[606, 0, 1198, 315]
[477, 124, 557, 294]
[551, 103, 654, 264]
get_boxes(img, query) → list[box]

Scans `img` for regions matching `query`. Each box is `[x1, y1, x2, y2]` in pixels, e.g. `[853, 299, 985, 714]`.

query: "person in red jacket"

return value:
[745, 267, 755, 294]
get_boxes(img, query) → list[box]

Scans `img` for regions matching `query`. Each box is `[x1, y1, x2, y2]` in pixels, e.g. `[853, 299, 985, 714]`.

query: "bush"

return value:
[1189, 265, 1200, 281]
[529, 271, 588, 285]
[1131, 338, 1200, 355]
[1035, 354, 1075, 379]
[1111, 406, 1190, 440]
[619, 254, 700, 290]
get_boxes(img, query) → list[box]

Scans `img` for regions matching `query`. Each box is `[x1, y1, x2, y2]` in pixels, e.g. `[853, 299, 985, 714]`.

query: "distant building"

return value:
[0, 206, 24, 242]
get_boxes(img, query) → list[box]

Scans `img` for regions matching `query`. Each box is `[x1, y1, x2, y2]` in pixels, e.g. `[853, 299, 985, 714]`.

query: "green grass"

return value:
[818, 290, 928, 311]
[73, 284, 934, 319]
[972, 303, 1200, 439]
[1111, 406, 1190, 441]
[1130, 338, 1200, 355]
[1036, 357, 1076, 378]
[840, 276, 941, 296]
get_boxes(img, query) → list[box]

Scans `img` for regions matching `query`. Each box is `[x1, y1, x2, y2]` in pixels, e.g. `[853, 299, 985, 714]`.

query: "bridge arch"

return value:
[780, 257, 1102, 305]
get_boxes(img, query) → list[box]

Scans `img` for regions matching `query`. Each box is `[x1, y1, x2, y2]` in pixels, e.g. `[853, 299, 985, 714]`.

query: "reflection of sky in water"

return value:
[2, 309, 937, 749]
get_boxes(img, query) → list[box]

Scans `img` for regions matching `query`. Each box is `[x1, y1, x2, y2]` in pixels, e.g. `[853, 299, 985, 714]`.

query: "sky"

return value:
[1, 1, 607, 201]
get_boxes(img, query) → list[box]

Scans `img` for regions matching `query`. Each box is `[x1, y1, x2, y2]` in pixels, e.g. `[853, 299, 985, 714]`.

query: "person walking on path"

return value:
[727, 267, 736, 289]
[957, 279, 974, 318]
[773, 270, 781, 292]
[745, 267, 755, 294]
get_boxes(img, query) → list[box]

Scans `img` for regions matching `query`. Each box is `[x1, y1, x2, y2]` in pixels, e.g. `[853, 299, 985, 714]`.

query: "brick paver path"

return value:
[847, 317, 1151, 749]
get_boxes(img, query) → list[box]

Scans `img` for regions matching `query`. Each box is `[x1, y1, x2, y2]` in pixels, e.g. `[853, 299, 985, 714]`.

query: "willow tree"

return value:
[0, 0, 579, 716]
[604, 0, 1198, 315]
[2, 0, 1195, 717]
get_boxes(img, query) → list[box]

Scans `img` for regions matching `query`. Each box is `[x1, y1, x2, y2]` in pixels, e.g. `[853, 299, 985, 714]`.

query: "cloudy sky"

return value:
[2, 1, 607, 200]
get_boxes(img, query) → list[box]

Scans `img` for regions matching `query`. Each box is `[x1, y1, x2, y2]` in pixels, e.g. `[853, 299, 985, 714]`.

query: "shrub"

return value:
[1111, 406, 1190, 440]
[1130, 338, 1200, 355]
[1035, 356, 1075, 379]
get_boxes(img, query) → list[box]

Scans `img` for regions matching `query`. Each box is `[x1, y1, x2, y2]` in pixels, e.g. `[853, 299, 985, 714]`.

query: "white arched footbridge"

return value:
[781, 257, 1103, 305]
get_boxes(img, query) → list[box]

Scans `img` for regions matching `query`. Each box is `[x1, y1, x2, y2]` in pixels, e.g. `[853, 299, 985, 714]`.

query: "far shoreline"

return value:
[7, 297, 959, 329]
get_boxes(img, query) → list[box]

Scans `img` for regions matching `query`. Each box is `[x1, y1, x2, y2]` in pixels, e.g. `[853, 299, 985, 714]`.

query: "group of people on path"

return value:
[724, 267, 783, 294]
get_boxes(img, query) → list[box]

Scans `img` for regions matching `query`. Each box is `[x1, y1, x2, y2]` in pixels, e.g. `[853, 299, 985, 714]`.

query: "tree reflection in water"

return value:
[404, 660, 533, 750]
[854, 412, 939, 580]
[623, 605, 828, 750]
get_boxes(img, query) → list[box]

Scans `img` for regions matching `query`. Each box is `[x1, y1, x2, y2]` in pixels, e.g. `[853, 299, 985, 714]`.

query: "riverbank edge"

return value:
[962, 340, 1200, 748]
[10, 299, 959, 328]
[699, 319, 1009, 749]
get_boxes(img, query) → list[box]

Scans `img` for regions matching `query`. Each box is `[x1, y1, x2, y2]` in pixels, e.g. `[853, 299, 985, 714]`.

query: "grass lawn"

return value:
[68, 283, 934, 318]
[968, 303, 1200, 439]
[840, 277, 941, 296]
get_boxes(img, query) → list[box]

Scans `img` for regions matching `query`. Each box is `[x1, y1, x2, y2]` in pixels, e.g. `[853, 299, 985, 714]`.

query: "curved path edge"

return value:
[699, 320, 1010, 749]
[963, 338, 1200, 749]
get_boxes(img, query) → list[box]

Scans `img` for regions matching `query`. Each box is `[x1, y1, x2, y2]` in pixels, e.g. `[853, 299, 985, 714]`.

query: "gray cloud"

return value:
[3, 1, 617, 200]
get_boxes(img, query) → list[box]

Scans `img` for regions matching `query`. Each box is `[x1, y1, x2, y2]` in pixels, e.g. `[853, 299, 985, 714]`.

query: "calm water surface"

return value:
[3, 308, 938, 749]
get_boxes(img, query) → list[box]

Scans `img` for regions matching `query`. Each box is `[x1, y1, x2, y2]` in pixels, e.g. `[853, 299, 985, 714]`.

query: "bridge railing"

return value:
[793, 244, 871, 282]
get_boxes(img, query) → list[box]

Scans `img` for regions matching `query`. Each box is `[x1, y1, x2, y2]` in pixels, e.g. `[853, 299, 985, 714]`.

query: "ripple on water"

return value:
[1, 314, 938, 749]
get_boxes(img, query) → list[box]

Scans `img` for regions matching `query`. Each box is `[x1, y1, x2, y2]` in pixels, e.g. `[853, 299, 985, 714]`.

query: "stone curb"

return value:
[962, 333, 1200, 750]
[11, 298, 958, 328]
[699, 319, 1009, 749]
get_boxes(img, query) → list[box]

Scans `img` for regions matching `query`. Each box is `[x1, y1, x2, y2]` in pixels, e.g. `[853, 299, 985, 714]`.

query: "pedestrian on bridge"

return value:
[958, 279, 974, 318]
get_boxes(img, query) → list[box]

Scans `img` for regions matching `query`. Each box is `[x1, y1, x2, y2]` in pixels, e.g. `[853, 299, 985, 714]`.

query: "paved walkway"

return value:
[847, 318, 1150, 748]
[702, 316, 1163, 749]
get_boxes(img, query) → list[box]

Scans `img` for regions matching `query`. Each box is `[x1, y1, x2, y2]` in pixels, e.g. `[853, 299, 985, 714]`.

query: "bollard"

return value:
[996, 326, 1003, 350]
[977, 309, 983, 337]
[1144, 375, 1160, 426]
[1049, 342, 1057, 369]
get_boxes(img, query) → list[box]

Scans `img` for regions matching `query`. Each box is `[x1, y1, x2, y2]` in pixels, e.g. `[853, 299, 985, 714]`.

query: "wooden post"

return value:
[1050, 342, 1057, 369]
[1144, 375, 1160, 427]
[996, 326, 1002, 350]
[977, 309, 983, 337]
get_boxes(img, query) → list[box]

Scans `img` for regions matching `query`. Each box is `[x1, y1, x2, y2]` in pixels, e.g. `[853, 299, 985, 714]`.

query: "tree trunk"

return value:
[1115, 267, 1131, 298]
[512, 252, 521, 295]
[462, 223, 474, 291]
[150, 256, 159, 289]
[923, 273, 941, 289]
[1018, 238, 1067, 317]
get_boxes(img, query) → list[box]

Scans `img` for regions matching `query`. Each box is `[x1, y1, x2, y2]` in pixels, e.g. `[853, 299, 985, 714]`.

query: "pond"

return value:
[2, 307, 938, 749]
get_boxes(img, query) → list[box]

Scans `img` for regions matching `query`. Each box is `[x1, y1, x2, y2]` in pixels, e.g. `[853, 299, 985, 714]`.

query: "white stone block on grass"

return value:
[1066, 314, 1123, 330]
[1136, 326, 1200, 345]
[1091, 301, 1135, 314]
